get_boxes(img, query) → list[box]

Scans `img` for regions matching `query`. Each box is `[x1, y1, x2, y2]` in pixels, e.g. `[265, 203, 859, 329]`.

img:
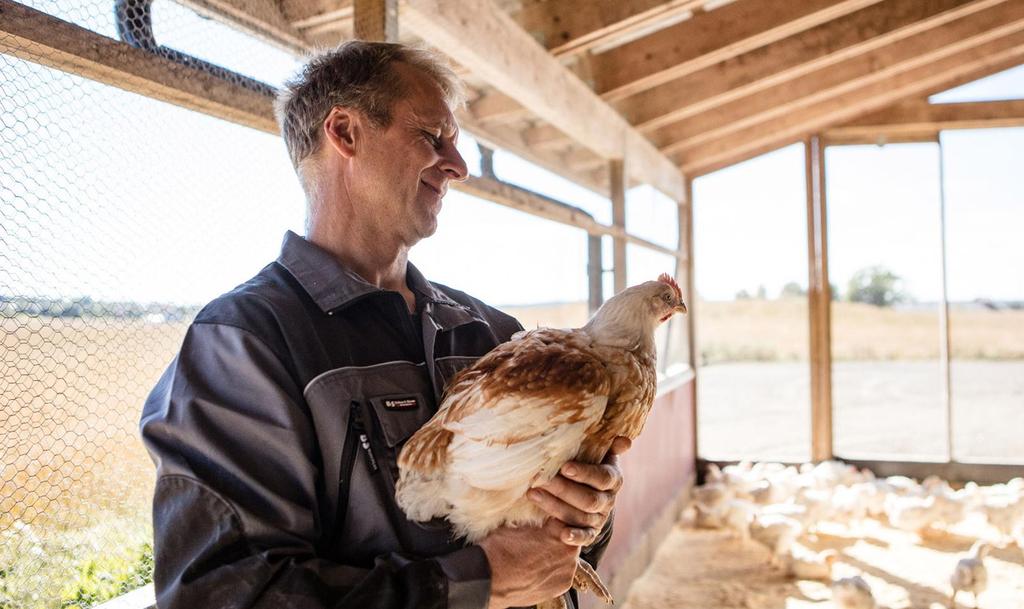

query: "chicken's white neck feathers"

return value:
[582, 288, 658, 354]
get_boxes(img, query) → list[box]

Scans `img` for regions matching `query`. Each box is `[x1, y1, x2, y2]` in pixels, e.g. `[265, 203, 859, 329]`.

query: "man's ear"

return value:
[322, 106, 360, 159]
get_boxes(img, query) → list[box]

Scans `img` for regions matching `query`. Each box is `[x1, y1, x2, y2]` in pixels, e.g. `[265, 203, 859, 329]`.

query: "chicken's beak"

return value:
[674, 302, 688, 315]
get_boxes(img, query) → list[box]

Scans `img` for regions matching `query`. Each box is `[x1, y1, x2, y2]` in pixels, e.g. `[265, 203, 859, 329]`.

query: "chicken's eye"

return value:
[661, 293, 673, 303]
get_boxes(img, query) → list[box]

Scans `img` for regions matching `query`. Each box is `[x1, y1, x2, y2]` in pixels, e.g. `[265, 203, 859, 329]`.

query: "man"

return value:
[141, 41, 629, 609]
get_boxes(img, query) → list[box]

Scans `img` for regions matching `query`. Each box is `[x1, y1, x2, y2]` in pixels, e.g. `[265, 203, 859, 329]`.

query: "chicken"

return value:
[950, 541, 992, 608]
[781, 544, 838, 581]
[396, 274, 687, 608]
[750, 512, 802, 565]
[832, 575, 876, 609]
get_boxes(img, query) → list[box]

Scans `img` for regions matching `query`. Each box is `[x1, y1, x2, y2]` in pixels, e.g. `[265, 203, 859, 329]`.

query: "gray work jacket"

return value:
[140, 231, 612, 609]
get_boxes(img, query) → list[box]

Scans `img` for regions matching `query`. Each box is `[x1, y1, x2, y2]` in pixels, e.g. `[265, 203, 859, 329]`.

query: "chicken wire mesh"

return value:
[1, 1, 305, 606]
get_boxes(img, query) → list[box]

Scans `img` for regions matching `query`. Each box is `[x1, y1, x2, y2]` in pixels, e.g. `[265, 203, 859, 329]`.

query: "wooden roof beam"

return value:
[655, 1, 1024, 156]
[402, 0, 685, 201]
[512, 0, 706, 58]
[591, 0, 883, 100]
[618, 0, 1002, 133]
[679, 34, 1024, 175]
[825, 99, 1024, 142]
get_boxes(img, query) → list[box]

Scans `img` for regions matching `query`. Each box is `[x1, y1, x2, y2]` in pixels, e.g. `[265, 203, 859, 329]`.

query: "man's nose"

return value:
[439, 142, 469, 182]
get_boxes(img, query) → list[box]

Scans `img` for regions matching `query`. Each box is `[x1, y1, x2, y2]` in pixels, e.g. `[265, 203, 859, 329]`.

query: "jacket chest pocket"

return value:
[432, 355, 482, 393]
[305, 361, 459, 559]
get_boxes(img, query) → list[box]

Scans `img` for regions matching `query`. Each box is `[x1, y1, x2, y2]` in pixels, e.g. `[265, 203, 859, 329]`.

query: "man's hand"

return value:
[477, 518, 580, 609]
[528, 437, 631, 546]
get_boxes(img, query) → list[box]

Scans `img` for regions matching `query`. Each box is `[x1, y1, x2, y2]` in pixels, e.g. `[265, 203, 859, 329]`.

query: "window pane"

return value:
[942, 127, 1024, 463]
[626, 184, 679, 250]
[693, 144, 811, 461]
[827, 144, 946, 460]
[493, 151, 612, 224]
[626, 244, 680, 377]
[929, 65, 1024, 103]
[411, 191, 590, 329]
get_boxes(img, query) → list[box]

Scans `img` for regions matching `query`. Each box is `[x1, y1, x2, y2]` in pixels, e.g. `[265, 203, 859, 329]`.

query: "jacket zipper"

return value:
[330, 402, 362, 553]
[355, 401, 416, 550]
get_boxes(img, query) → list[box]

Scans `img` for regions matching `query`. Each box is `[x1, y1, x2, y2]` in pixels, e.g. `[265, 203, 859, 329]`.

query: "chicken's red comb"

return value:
[658, 273, 682, 300]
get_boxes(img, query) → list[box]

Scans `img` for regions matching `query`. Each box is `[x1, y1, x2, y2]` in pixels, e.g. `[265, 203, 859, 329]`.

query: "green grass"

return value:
[0, 515, 152, 609]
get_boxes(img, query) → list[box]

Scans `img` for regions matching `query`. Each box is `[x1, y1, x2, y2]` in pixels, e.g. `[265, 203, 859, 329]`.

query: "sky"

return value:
[1, 1, 1022, 308]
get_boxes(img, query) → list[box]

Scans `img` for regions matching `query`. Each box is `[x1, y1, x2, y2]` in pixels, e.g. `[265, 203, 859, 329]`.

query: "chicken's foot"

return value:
[573, 557, 613, 604]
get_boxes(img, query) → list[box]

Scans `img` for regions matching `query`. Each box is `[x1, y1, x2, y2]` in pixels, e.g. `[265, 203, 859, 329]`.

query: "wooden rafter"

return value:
[511, 0, 706, 57]
[825, 99, 1024, 143]
[617, 0, 1002, 133]
[679, 33, 1024, 175]
[658, 2, 1024, 156]
[590, 0, 883, 100]
[401, 0, 686, 201]
[280, 0, 353, 29]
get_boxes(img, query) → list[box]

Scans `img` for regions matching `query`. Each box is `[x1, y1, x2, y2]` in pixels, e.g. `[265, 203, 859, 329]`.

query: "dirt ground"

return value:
[621, 515, 1024, 609]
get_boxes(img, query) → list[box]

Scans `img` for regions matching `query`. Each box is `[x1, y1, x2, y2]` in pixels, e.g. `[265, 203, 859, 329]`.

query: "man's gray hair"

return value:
[275, 41, 466, 184]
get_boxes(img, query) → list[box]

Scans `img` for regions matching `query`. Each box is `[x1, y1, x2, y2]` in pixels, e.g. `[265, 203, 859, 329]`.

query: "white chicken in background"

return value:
[885, 493, 942, 536]
[692, 481, 732, 513]
[978, 491, 1024, 540]
[832, 575, 876, 609]
[950, 541, 992, 608]
[781, 544, 838, 581]
[884, 475, 923, 497]
[396, 274, 687, 609]
[723, 498, 756, 540]
[750, 512, 803, 565]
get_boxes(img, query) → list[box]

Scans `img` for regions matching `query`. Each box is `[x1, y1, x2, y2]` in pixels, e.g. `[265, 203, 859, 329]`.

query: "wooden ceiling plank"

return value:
[592, 0, 883, 100]
[619, 0, 1002, 133]
[402, 0, 685, 201]
[655, 2, 1024, 155]
[281, 0, 353, 28]
[468, 90, 531, 123]
[678, 35, 1024, 174]
[828, 99, 1024, 139]
[512, 0, 705, 57]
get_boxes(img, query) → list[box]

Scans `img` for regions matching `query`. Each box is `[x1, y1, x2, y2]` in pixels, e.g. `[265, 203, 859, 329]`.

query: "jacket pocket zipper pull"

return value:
[358, 431, 379, 472]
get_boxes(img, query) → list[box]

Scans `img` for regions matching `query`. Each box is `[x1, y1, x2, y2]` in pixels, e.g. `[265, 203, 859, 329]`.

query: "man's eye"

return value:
[423, 131, 442, 148]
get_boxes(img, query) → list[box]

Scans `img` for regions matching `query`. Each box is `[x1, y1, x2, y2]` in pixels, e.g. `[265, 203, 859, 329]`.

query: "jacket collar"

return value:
[276, 231, 478, 324]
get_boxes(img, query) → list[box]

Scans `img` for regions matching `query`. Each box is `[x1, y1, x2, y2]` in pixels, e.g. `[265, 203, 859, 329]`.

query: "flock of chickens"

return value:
[687, 460, 1024, 608]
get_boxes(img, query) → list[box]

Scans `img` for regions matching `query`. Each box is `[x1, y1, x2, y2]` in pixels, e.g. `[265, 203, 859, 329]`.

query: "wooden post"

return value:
[937, 139, 954, 462]
[354, 0, 398, 42]
[682, 178, 698, 461]
[587, 235, 604, 315]
[805, 135, 833, 462]
[610, 158, 628, 294]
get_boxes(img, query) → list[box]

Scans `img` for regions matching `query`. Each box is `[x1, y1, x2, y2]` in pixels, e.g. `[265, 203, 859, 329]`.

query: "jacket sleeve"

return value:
[140, 322, 490, 609]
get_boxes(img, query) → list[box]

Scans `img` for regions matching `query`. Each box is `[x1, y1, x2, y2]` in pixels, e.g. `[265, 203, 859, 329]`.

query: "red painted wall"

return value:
[595, 378, 695, 587]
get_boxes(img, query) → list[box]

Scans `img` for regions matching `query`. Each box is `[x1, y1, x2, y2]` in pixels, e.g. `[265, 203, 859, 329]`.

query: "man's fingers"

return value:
[559, 525, 600, 547]
[609, 436, 632, 457]
[528, 488, 606, 528]
[539, 474, 616, 513]
[561, 461, 623, 493]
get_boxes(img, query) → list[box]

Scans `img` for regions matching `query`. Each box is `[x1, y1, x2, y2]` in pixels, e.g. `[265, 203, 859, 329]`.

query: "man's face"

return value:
[349, 63, 468, 246]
